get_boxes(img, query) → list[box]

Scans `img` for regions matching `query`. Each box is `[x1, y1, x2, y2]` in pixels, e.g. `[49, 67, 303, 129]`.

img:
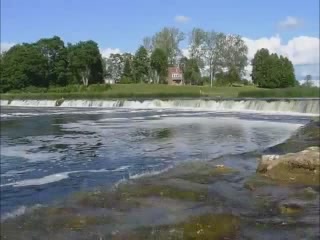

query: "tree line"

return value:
[0, 27, 299, 93]
[0, 36, 104, 93]
[107, 27, 249, 86]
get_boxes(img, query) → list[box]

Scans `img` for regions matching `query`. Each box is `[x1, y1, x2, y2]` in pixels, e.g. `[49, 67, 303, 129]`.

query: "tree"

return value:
[68, 41, 103, 86]
[251, 48, 270, 87]
[279, 56, 295, 87]
[120, 58, 133, 83]
[36, 36, 69, 86]
[1, 43, 47, 91]
[150, 48, 168, 84]
[105, 53, 124, 82]
[222, 34, 248, 77]
[303, 74, 313, 87]
[142, 37, 153, 55]
[251, 48, 295, 88]
[149, 27, 185, 65]
[133, 46, 150, 83]
[203, 31, 225, 87]
[189, 28, 206, 69]
[182, 58, 201, 85]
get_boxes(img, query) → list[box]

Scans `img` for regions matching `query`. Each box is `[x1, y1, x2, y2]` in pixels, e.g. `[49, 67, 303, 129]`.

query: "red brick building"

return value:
[167, 66, 184, 85]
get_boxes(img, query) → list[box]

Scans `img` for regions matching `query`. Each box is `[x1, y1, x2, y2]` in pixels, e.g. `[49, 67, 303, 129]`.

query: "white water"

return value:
[0, 166, 131, 188]
[1, 99, 319, 115]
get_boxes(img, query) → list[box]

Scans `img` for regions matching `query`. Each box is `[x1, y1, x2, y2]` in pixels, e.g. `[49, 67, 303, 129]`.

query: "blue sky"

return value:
[1, 0, 319, 79]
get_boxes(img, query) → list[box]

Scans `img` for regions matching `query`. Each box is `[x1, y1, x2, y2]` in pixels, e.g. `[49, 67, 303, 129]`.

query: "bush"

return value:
[23, 86, 48, 93]
[120, 77, 134, 84]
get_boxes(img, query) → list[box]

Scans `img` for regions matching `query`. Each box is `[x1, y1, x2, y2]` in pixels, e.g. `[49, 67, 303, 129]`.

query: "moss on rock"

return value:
[257, 146, 320, 186]
[178, 166, 236, 184]
[112, 214, 240, 240]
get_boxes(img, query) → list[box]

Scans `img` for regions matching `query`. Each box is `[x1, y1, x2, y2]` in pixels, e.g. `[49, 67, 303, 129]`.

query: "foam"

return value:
[1, 204, 42, 221]
[128, 166, 173, 180]
[0, 166, 131, 188]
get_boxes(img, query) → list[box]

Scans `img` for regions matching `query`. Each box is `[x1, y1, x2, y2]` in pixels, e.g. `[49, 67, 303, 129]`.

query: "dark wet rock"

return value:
[279, 202, 303, 215]
[266, 119, 320, 154]
[257, 147, 320, 185]
[55, 98, 64, 106]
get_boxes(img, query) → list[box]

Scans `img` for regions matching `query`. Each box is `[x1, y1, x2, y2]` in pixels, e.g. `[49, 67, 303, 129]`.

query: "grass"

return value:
[1, 84, 318, 100]
[1, 84, 259, 100]
[238, 86, 320, 98]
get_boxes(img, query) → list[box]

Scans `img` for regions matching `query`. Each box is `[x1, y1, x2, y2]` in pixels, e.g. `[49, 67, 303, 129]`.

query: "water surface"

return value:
[0, 107, 310, 218]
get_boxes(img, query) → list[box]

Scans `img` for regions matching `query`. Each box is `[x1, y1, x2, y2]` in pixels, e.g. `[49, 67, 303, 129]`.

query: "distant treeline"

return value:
[0, 27, 299, 93]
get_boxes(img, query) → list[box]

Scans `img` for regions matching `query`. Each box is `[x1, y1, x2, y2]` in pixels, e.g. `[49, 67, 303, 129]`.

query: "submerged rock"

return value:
[111, 214, 240, 240]
[257, 147, 320, 185]
[279, 202, 303, 215]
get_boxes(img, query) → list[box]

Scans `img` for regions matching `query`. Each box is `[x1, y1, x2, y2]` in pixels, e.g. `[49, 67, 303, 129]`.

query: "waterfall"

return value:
[1, 99, 319, 115]
[3, 100, 57, 107]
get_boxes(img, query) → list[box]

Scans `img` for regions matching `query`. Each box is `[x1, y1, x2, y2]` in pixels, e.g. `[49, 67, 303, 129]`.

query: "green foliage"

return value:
[150, 48, 168, 83]
[36, 36, 69, 86]
[120, 76, 134, 84]
[183, 58, 201, 85]
[1, 37, 104, 93]
[214, 68, 242, 86]
[251, 48, 296, 88]
[0, 43, 47, 92]
[148, 27, 185, 65]
[2, 84, 260, 100]
[122, 59, 133, 79]
[105, 53, 123, 81]
[133, 46, 150, 83]
[67, 41, 104, 86]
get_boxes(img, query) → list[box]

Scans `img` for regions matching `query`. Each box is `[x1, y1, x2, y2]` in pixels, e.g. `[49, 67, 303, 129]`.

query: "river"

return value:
[0, 104, 318, 239]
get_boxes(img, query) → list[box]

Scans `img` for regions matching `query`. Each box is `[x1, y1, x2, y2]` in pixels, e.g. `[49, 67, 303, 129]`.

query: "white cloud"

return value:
[0, 42, 15, 53]
[243, 35, 319, 65]
[244, 35, 320, 80]
[100, 47, 121, 58]
[278, 16, 303, 29]
[181, 48, 190, 58]
[174, 15, 191, 24]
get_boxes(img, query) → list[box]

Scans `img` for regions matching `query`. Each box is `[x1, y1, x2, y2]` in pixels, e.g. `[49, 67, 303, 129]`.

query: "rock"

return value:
[279, 202, 303, 215]
[296, 187, 319, 200]
[257, 147, 320, 185]
[266, 119, 320, 154]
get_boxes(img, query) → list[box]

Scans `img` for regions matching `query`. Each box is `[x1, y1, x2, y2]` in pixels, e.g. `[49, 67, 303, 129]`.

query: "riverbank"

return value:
[1, 84, 319, 100]
[1, 118, 319, 239]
